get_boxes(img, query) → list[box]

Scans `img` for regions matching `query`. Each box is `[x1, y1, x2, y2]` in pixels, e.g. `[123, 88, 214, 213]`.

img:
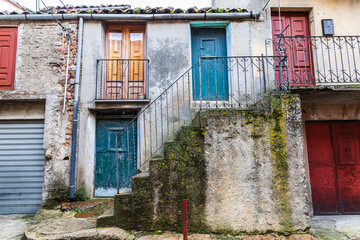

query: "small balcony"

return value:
[96, 59, 150, 101]
[274, 35, 360, 86]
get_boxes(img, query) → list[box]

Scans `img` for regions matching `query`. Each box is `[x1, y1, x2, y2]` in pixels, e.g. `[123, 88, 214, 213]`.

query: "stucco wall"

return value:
[147, 21, 191, 98]
[271, 0, 360, 36]
[77, 21, 105, 196]
[0, 21, 78, 203]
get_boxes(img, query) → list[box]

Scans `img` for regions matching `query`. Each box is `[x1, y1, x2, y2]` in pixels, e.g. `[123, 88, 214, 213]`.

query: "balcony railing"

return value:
[269, 35, 360, 85]
[96, 59, 150, 100]
[113, 55, 288, 192]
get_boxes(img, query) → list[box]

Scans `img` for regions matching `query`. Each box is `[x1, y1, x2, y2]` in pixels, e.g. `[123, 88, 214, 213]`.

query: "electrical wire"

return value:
[40, 0, 69, 33]
[40, 0, 72, 113]
[59, 0, 69, 10]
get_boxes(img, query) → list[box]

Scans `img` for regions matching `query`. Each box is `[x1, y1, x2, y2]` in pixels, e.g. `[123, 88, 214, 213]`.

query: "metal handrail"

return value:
[113, 55, 288, 193]
[268, 35, 360, 85]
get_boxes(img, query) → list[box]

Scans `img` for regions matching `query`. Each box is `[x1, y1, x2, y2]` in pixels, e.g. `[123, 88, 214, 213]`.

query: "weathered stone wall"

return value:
[102, 94, 311, 235]
[0, 21, 79, 204]
[202, 95, 310, 234]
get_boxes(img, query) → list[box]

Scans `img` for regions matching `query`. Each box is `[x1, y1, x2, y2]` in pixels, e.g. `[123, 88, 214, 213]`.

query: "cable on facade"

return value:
[40, 0, 72, 113]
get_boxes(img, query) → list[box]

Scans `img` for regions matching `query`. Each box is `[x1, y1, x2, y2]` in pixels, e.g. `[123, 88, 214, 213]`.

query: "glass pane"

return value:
[108, 30, 122, 85]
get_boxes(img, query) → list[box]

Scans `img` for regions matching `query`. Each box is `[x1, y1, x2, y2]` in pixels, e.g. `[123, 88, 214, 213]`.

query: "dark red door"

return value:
[0, 27, 17, 90]
[271, 12, 315, 85]
[306, 122, 360, 215]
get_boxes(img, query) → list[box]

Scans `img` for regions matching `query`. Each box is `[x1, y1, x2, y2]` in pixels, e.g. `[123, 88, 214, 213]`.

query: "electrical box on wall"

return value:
[322, 19, 334, 36]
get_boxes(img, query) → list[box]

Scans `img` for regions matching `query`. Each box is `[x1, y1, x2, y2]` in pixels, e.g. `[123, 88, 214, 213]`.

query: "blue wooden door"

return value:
[95, 118, 137, 197]
[191, 28, 228, 100]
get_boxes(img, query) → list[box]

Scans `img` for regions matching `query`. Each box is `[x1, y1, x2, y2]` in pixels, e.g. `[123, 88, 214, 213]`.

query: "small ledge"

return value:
[94, 99, 150, 103]
[291, 84, 360, 91]
[90, 99, 150, 112]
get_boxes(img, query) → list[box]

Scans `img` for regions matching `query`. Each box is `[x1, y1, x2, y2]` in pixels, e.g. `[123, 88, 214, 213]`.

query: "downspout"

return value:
[69, 17, 83, 201]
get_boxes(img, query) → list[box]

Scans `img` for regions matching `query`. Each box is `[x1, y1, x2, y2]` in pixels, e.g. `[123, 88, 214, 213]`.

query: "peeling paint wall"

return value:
[147, 21, 191, 99]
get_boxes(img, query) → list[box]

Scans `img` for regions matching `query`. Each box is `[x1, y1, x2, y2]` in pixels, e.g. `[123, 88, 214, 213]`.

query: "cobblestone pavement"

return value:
[0, 214, 34, 240]
[311, 215, 360, 240]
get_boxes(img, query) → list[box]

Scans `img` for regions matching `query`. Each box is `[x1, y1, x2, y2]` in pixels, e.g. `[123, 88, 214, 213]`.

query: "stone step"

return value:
[178, 125, 202, 143]
[149, 158, 164, 176]
[131, 173, 151, 196]
[164, 141, 186, 160]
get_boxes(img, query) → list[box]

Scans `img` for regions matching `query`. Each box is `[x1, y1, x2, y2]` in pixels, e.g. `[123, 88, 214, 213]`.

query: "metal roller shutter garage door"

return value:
[0, 121, 45, 214]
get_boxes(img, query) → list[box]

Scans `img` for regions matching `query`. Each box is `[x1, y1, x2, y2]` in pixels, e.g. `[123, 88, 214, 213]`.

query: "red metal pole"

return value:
[183, 200, 188, 240]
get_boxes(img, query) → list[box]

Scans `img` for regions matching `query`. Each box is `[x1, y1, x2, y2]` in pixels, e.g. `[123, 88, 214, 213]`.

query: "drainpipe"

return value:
[69, 17, 83, 201]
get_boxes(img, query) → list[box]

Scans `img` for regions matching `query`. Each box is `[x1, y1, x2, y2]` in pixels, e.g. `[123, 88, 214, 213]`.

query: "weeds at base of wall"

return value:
[74, 186, 89, 202]
[43, 180, 69, 209]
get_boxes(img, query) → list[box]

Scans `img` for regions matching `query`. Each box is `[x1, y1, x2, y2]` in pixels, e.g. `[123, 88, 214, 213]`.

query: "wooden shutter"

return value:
[0, 28, 17, 90]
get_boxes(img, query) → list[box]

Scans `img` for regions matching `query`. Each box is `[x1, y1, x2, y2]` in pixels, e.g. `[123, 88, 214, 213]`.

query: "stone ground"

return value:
[4, 200, 360, 240]
[0, 214, 34, 240]
[311, 215, 360, 240]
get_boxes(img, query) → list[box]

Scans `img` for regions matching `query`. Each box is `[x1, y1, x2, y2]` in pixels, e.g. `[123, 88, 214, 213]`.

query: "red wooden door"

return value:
[271, 12, 314, 85]
[0, 27, 17, 90]
[306, 122, 360, 215]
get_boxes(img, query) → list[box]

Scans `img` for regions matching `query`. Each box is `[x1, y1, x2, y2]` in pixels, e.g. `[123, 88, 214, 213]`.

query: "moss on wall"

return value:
[154, 126, 207, 232]
[269, 95, 293, 232]
[110, 94, 304, 235]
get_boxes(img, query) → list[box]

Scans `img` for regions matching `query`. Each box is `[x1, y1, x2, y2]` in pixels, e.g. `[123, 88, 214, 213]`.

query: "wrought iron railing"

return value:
[113, 55, 288, 193]
[268, 35, 360, 85]
[197, 56, 289, 109]
[96, 59, 150, 100]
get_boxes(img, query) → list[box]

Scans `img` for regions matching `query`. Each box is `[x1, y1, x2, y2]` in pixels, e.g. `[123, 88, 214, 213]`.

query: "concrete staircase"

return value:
[97, 115, 207, 232]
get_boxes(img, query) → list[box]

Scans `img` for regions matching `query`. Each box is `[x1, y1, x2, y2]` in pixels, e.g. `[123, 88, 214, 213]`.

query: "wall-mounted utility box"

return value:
[322, 19, 334, 36]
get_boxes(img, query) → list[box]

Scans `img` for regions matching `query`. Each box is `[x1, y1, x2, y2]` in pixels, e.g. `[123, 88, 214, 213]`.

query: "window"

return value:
[0, 27, 17, 90]
[104, 24, 146, 100]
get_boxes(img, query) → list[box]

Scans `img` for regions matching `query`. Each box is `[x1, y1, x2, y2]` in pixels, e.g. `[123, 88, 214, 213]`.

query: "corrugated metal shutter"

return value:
[0, 121, 45, 214]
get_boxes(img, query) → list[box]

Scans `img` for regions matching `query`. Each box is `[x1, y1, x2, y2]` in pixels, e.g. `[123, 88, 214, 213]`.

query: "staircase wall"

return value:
[101, 94, 311, 234]
[201, 95, 310, 233]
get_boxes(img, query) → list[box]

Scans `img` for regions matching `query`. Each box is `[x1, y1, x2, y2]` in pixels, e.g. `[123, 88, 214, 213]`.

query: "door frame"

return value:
[105, 24, 147, 99]
[93, 114, 138, 197]
[305, 120, 360, 215]
[271, 11, 316, 85]
[105, 24, 146, 60]
[190, 26, 230, 101]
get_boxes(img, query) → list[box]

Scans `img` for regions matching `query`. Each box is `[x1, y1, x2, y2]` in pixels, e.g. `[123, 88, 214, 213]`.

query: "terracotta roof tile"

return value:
[0, 5, 248, 15]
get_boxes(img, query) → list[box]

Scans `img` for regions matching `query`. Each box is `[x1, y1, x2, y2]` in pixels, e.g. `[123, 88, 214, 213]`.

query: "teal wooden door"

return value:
[95, 118, 137, 197]
[191, 28, 228, 100]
